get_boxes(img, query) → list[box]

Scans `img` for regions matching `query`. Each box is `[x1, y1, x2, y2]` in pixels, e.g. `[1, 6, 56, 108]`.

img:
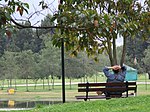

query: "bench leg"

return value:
[106, 97, 111, 100]
[84, 98, 87, 101]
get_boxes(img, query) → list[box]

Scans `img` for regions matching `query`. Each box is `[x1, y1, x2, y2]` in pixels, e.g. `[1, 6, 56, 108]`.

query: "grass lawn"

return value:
[0, 73, 150, 101]
[0, 84, 150, 102]
[10, 95, 150, 112]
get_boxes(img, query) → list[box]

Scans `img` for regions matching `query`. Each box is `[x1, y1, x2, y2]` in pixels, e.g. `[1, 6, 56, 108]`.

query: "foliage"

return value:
[52, 0, 150, 66]
[0, 0, 149, 67]
[39, 14, 55, 35]
[2, 51, 18, 77]
[65, 52, 95, 79]
[39, 36, 61, 79]
[126, 35, 150, 73]
[0, 33, 7, 56]
[11, 22, 44, 53]
[0, 22, 45, 55]
[0, 0, 29, 55]
[15, 50, 36, 79]
[0, 0, 150, 66]
[142, 46, 150, 73]
[0, 0, 29, 33]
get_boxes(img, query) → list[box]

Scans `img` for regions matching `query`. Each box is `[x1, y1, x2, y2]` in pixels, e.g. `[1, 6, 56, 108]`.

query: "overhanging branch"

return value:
[10, 18, 89, 31]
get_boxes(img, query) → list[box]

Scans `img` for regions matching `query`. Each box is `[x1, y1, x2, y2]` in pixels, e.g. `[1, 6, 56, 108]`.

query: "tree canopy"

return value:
[0, 0, 150, 66]
[52, 0, 150, 66]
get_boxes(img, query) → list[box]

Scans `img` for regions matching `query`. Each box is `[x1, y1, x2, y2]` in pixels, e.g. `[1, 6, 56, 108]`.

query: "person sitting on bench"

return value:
[103, 65, 127, 98]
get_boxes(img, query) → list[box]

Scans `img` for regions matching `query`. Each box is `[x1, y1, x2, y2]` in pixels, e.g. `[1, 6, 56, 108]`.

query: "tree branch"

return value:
[10, 18, 88, 31]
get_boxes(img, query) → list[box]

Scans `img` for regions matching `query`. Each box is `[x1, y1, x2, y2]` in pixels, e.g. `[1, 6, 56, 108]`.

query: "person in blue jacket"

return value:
[103, 65, 127, 98]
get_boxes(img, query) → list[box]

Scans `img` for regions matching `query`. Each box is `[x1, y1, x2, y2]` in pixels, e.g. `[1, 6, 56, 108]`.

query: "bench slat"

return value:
[78, 82, 136, 87]
[78, 87, 135, 92]
[75, 95, 106, 99]
[76, 94, 135, 100]
[78, 83, 107, 87]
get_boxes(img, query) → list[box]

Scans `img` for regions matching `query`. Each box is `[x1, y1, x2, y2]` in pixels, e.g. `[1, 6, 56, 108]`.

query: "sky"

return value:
[12, 0, 58, 26]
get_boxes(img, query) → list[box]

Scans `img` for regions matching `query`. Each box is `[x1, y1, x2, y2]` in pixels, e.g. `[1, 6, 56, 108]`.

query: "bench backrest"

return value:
[78, 81, 137, 97]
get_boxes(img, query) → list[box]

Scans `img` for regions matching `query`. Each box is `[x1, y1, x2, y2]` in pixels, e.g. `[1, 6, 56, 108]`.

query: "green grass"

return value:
[0, 73, 150, 101]
[0, 84, 149, 102]
[10, 95, 150, 112]
[137, 74, 150, 82]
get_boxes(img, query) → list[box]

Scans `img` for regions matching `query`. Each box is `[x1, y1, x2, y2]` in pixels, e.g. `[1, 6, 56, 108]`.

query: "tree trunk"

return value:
[51, 75, 52, 88]
[51, 75, 55, 89]
[148, 71, 150, 79]
[26, 77, 29, 92]
[15, 79, 17, 90]
[47, 77, 50, 90]
[113, 35, 118, 65]
[95, 74, 97, 83]
[7, 80, 9, 88]
[86, 75, 88, 82]
[107, 37, 114, 66]
[84, 76, 86, 83]
[69, 77, 71, 90]
[120, 36, 127, 66]
[52, 77, 54, 89]
[10, 78, 12, 88]
[1, 80, 4, 90]
[34, 79, 37, 90]
[43, 79, 45, 90]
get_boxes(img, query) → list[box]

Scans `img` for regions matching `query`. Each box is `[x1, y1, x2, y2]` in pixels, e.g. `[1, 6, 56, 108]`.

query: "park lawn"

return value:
[0, 84, 150, 101]
[11, 95, 150, 112]
[0, 74, 150, 101]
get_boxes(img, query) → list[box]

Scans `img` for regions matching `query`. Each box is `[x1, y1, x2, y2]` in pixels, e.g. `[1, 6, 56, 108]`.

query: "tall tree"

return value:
[39, 14, 55, 35]
[126, 34, 150, 72]
[14, 22, 44, 53]
[51, 0, 150, 66]
[142, 46, 150, 76]
[15, 50, 36, 91]
[2, 51, 19, 87]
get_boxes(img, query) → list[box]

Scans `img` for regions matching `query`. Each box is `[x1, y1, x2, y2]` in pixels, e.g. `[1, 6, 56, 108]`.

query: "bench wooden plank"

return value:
[76, 95, 106, 100]
[78, 82, 136, 87]
[75, 94, 135, 100]
[78, 87, 128, 92]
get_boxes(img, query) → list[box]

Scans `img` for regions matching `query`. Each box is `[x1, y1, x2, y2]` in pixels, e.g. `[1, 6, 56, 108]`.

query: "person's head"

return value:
[112, 65, 121, 74]
[113, 69, 120, 74]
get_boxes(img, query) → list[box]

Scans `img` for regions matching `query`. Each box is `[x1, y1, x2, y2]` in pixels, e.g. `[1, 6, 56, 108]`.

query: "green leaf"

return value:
[104, 14, 109, 21]
[4, 13, 11, 20]
[24, 3, 29, 9]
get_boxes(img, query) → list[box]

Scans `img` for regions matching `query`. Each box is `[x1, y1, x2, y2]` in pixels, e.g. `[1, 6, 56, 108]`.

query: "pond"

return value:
[0, 100, 62, 111]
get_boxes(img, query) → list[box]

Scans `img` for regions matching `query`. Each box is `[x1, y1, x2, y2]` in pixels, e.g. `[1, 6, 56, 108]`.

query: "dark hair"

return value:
[113, 69, 119, 74]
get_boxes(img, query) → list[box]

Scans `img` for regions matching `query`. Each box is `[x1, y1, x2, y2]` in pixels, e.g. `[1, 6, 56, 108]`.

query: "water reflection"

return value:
[8, 100, 15, 108]
[0, 100, 62, 109]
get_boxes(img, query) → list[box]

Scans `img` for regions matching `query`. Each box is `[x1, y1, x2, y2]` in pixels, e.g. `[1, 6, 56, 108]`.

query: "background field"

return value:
[0, 73, 150, 101]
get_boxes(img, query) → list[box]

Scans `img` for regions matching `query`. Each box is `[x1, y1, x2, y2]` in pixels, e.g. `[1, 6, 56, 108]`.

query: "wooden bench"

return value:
[75, 81, 137, 101]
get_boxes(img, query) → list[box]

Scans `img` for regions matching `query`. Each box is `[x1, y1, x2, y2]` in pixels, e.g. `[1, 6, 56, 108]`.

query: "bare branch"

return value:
[10, 18, 89, 31]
